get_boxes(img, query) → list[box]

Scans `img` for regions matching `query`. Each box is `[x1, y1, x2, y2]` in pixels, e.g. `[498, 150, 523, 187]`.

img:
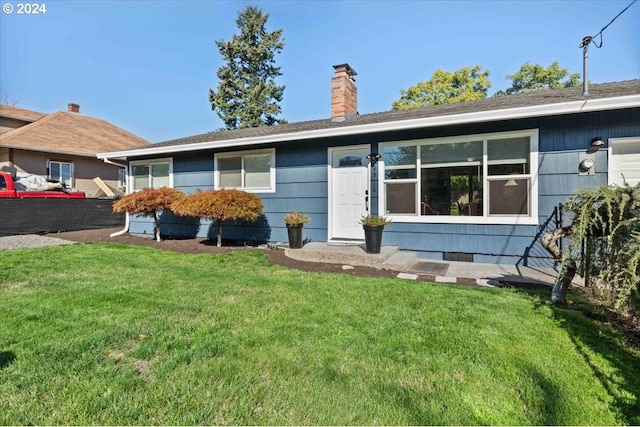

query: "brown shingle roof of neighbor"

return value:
[155, 79, 640, 148]
[0, 110, 151, 157]
[0, 104, 47, 123]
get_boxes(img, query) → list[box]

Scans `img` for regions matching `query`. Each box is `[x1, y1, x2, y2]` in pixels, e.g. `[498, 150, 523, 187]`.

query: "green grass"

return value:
[1, 243, 638, 425]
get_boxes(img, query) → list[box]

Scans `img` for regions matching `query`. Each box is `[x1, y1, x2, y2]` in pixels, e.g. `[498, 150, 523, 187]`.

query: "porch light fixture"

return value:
[366, 153, 381, 165]
[591, 137, 604, 147]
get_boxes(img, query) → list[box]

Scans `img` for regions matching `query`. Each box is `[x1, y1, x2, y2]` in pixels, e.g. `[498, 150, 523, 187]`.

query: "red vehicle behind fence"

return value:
[0, 170, 86, 198]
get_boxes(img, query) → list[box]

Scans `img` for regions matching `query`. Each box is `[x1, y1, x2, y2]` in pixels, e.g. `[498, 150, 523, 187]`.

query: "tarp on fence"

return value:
[0, 198, 124, 236]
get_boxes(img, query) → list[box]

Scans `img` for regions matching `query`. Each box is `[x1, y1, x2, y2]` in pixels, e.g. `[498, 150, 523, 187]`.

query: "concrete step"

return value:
[285, 242, 401, 270]
[382, 250, 419, 271]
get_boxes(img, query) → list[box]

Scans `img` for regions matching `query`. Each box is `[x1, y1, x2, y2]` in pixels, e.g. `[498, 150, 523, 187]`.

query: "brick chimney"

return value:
[331, 63, 357, 122]
[67, 103, 80, 113]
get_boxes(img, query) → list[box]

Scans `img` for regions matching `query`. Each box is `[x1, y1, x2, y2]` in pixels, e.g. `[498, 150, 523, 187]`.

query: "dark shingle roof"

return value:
[155, 79, 640, 148]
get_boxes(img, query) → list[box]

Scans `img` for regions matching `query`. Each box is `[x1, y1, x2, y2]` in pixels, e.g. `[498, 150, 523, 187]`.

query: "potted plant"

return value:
[359, 214, 392, 254]
[284, 211, 310, 249]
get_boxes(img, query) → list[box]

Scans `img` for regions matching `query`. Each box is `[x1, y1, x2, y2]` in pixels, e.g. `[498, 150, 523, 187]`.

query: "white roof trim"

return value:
[97, 94, 640, 160]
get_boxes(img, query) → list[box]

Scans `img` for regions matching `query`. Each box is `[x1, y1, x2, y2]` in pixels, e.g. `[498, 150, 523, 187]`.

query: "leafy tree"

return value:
[392, 66, 491, 110]
[112, 187, 185, 242]
[495, 61, 581, 96]
[171, 189, 264, 247]
[209, 5, 286, 130]
[547, 182, 640, 318]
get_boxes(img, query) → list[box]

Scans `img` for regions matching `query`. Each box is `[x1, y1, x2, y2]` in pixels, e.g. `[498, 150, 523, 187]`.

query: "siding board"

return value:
[124, 107, 640, 264]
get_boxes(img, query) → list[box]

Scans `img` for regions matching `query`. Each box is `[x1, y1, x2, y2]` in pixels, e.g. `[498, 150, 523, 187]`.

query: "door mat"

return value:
[407, 261, 449, 276]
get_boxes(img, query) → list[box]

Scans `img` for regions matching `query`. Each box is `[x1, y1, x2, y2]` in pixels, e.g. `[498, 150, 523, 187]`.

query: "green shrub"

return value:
[565, 182, 640, 316]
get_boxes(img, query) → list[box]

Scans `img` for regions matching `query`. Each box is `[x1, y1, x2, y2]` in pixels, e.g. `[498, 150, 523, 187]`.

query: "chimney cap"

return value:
[333, 63, 357, 77]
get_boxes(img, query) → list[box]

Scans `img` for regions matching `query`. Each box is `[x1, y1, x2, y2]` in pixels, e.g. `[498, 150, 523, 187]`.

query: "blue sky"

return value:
[1, 0, 638, 143]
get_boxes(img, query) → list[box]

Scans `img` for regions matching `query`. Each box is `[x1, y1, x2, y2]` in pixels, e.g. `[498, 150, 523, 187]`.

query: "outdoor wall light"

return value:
[591, 137, 605, 147]
[366, 153, 381, 165]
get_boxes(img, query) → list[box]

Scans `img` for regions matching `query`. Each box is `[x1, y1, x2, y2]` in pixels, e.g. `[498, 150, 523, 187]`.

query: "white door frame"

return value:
[327, 144, 371, 242]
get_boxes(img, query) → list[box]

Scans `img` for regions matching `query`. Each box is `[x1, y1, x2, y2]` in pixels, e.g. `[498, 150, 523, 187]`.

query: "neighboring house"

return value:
[0, 103, 151, 196]
[0, 105, 47, 134]
[98, 64, 640, 266]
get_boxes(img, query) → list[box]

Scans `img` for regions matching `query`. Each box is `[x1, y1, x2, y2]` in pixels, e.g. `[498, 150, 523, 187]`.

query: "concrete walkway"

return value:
[285, 242, 582, 288]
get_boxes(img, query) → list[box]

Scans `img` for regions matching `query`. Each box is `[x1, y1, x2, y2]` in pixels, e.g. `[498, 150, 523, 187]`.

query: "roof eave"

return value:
[0, 144, 101, 158]
[97, 94, 640, 161]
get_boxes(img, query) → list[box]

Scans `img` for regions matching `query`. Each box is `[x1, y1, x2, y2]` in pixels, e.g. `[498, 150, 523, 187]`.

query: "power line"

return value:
[580, 0, 637, 49]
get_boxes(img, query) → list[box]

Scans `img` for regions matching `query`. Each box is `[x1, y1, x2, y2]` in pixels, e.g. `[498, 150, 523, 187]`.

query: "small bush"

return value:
[359, 215, 392, 227]
[565, 182, 640, 316]
[171, 189, 263, 247]
[112, 187, 185, 241]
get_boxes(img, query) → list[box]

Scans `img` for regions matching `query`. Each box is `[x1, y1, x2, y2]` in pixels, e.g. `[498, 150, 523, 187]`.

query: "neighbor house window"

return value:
[48, 160, 73, 187]
[380, 130, 538, 224]
[117, 168, 127, 189]
[130, 158, 172, 191]
[215, 149, 275, 192]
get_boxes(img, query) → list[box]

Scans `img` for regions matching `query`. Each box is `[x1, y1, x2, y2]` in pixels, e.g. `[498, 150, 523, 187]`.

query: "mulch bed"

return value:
[49, 228, 401, 280]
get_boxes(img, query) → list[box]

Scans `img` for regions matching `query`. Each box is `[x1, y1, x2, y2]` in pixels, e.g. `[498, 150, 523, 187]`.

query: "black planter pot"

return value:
[363, 225, 384, 254]
[287, 223, 304, 249]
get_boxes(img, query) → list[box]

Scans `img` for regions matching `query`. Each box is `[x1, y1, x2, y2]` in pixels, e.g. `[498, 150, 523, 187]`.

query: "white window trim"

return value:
[608, 136, 640, 186]
[47, 160, 74, 187]
[128, 157, 174, 192]
[214, 148, 276, 193]
[378, 129, 539, 225]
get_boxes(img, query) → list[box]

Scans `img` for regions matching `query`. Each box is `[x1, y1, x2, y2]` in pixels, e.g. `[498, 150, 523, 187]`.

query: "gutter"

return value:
[97, 94, 640, 161]
[101, 157, 126, 168]
[0, 144, 102, 158]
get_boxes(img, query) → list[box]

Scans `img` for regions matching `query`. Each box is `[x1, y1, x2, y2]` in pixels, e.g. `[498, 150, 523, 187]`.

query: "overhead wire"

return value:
[580, 0, 637, 49]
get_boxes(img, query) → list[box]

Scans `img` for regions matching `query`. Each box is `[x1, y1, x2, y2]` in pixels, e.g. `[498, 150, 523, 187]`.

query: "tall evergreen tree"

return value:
[209, 5, 286, 130]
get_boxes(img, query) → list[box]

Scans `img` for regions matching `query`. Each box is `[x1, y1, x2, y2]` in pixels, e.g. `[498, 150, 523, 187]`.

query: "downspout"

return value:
[110, 212, 130, 238]
[101, 156, 130, 237]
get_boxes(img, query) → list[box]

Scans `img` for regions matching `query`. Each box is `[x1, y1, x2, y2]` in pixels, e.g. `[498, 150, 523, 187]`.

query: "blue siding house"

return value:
[98, 64, 640, 267]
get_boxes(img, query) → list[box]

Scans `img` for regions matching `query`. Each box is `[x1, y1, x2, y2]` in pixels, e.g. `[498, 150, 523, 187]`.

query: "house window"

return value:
[215, 149, 275, 192]
[48, 160, 73, 187]
[609, 137, 640, 186]
[117, 168, 127, 189]
[130, 158, 172, 191]
[487, 137, 530, 216]
[380, 130, 538, 224]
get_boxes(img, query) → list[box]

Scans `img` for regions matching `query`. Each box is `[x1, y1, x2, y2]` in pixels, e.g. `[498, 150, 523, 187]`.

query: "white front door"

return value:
[329, 145, 370, 240]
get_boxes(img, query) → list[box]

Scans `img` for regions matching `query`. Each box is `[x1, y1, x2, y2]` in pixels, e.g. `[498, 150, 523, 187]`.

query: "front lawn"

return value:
[1, 243, 638, 425]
